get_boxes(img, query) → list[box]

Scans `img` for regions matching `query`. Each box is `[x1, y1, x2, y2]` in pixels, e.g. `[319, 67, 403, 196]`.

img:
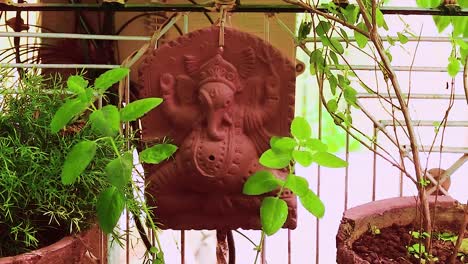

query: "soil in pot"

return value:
[353, 223, 467, 264]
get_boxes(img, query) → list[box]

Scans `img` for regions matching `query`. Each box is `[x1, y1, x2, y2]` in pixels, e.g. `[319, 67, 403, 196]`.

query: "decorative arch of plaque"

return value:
[137, 26, 297, 230]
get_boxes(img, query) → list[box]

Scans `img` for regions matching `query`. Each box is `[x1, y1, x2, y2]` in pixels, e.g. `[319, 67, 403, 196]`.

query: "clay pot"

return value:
[0, 226, 105, 264]
[336, 196, 466, 263]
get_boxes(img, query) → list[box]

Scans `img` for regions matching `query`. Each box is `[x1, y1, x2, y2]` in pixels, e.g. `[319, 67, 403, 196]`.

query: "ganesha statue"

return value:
[137, 26, 297, 230]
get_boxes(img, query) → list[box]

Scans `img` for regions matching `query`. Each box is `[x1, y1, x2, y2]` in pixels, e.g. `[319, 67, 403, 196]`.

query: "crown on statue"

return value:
[197, 54, 241, 92]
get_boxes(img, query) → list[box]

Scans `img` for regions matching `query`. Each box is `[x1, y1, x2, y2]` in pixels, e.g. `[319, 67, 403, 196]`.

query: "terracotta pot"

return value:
[336, 196, 466, 263]
[0, 226, 105, 264]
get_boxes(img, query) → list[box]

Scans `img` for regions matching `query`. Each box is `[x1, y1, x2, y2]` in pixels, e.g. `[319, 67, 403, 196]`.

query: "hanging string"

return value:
[218, 6, 228, 48]
[214, 0, 236, 10]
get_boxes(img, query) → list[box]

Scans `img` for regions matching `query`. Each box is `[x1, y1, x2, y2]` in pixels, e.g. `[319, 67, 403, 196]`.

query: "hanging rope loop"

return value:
[214, 0, 236, 11]
[218, 6, 228, 48]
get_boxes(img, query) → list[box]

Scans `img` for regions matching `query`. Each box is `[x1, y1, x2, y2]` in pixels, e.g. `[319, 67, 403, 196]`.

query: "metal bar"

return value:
[399, 156, 404, 197]
[261, 235, 266, 264]
[287, 229, 291, 264]
[0, 31, 151, 41]
[181, 231, 185, 264]
[0, 3, 466, 15]
[316, 82, 323, 264]
[380, 120, 468, 127]
[344, 106, 350, 211]
[216, 230, 229, 264]
[372, 126, 377, 202]
[427, 154, 468, 195]
[126, 210, 130, 264]
[357, 93, 466, 100]
[330, 65, 462, 72]
[403, 145, 468, 154]
[306, 36, 467, 43]
[0, 63, 120, 69]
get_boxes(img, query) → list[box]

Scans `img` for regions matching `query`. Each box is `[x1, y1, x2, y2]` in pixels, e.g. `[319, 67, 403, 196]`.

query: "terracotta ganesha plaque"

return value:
[137, 26, 297, 230]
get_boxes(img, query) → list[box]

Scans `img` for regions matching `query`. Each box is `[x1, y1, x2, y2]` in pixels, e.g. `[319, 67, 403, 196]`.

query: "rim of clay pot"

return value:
[336, 196, 466, 264]
[0, 226, 102, 264]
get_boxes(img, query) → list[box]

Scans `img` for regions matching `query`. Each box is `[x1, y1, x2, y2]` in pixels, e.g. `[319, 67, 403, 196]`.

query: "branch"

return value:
[282, 0, 370, 37]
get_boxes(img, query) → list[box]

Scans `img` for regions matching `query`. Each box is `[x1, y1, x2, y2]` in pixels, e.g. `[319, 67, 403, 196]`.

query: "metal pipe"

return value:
[403, 145, 468, 154]
[380, 120, 468, 127]
[372, 125, 377, 202]
[330, 65, 462, 72]
[0, 63, 119, 69]
[427, 153, 468, 194]
[0, 3, 467, 15]
[305, 36, 467, 43]
[0, 31, 151, 41]
[358, 93, 466, 100]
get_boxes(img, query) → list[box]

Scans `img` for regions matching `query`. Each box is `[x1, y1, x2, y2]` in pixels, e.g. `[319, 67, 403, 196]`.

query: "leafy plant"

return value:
[407, 242, 439, 262]
[281, 0, 468, 261]
[243, 117, 347, 237]
[369, 224, 381, 235]
[49, 68, 177, 263]
[0, 72, 112, 256]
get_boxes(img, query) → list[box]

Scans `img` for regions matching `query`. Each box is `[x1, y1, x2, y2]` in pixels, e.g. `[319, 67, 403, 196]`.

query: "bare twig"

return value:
[449, 204, 468, 264]
[283, 0, 369, 37]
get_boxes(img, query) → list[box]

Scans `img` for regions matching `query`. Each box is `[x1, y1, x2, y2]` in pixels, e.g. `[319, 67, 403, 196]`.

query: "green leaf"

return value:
[298, 21, 312, 41]
[97, 186, 125, 234]
[454, 39, 468, 50]
[416, 0, 439, 8]
[327, 99, 338, 113]
[344, 87, 358, 107]
[120, 98, 163, 122]
[433, 16, 450, 33]
[385, 50, 393, 63]
[50, 98, 89, 133]
[105, 152, 133, 190]
[459, 238, 468, 254]
[260, 197, 288, 236]
[310, 49, 325, 75]
[94, 68, 130, 93]
[284, 174, 309, 197]
[360, 81, 374, 94]
[354, 22, 369, 49]
[291, 117, 311, 140]
[387, 35, 396, 46]
[300, 190, 325, 218]
[397, 32, 409, 44]
[89, 105, 120, 137]
[305, 139, 328, 152]
[452, 16, 468, 37]
[79, 87, 95, 104]
[329, 51, 339, 66]
[140, 144, 178, 164]
[447, 56, 460, 77]
[292, 150, 313, 167]
[271, 137, 297, 153]
[342, 4, 359, 24]
[315, 21, 331, 37]
[67, 75, 88, 94]
[339, 29, 349, 45]
[322, 37, 345, 55]
[61, 141, 97, 185]
[375, 8, 388, 30]
[242, 171, 284, 195]
[328, 74, 338, 95]
[311, 152, 348, 168]
[259, 149, 291, 169]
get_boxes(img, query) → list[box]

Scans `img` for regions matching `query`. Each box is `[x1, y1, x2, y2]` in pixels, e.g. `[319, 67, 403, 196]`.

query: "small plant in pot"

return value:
[277, 0, 467, 263]
[0, 68, 176, 263]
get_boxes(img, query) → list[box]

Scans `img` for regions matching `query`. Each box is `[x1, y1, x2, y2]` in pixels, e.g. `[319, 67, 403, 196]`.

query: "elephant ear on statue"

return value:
[137, 26, 297, 230]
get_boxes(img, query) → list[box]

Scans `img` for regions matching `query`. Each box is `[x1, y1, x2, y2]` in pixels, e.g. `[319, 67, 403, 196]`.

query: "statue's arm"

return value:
[160, 73, 199, 126]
